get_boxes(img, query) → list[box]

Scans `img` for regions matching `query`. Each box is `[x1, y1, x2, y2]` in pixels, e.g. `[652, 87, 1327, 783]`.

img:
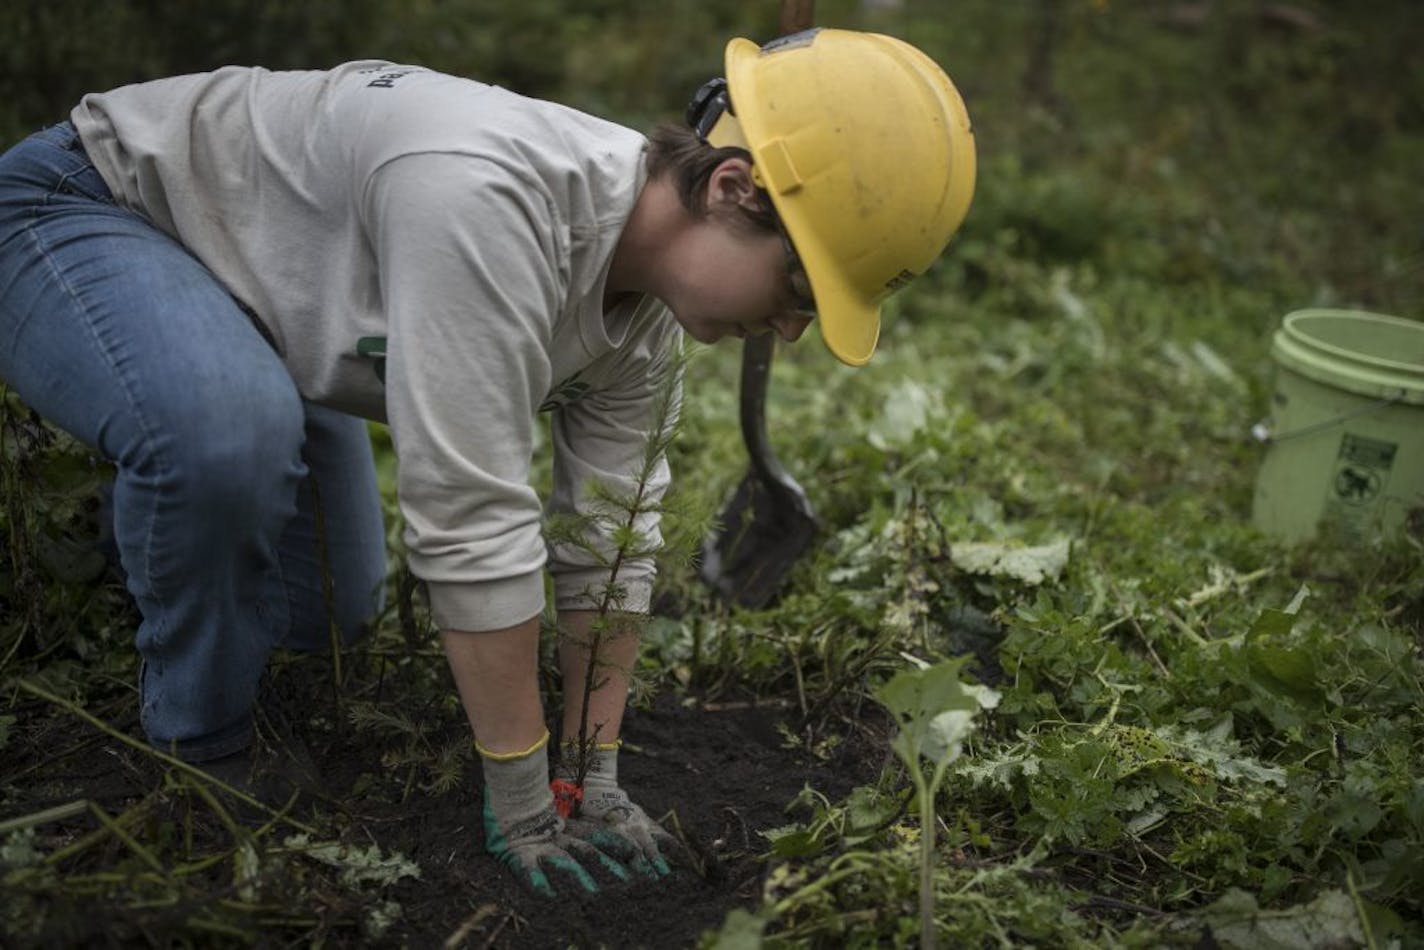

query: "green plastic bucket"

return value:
[1252, 309, 1424, 543]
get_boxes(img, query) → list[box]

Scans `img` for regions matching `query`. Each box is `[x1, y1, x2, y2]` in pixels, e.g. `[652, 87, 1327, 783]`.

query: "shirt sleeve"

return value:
[546, 312, 683, 616]
[364, 151, 566, 632]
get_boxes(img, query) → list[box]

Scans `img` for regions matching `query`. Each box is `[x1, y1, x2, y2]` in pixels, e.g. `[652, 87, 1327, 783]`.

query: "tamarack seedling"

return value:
[543, 345, 704, 805]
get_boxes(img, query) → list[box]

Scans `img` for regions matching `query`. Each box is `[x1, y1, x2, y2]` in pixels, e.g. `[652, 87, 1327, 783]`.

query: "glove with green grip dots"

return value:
[553, 740, 678, 879]
[479, 731, 629, 897]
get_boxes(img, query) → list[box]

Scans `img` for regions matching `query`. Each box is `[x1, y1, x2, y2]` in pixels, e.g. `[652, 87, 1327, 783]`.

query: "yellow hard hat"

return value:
[696, 28, 976, 366]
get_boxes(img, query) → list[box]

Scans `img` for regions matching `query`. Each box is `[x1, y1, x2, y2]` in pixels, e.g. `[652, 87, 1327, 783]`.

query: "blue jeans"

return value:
[0, 123, 387, 760]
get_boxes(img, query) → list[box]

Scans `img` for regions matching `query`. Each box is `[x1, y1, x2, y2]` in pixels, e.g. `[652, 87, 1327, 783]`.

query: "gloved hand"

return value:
[480, 731, 630, 898]
[554, 740, 678, 879]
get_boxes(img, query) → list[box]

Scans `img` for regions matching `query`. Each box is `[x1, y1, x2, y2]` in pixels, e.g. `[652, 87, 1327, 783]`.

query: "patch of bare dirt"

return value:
[2, 663, 890, 949]
[381, 692, 887, 948]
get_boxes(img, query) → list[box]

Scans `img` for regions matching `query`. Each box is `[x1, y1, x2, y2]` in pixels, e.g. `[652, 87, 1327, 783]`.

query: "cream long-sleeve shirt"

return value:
[72, 61, 682, 631]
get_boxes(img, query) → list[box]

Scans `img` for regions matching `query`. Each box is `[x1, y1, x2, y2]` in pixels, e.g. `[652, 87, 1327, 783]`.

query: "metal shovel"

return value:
[700, 333, 818, 608]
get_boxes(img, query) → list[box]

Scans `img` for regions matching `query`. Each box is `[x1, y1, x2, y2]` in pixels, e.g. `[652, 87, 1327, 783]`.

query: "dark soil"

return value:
[390, 694, 888, 949]
[1, 652, 892, 949]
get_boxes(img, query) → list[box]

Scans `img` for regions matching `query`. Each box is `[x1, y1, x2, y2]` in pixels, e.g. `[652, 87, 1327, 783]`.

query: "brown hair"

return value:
[644, 122, 778, 234]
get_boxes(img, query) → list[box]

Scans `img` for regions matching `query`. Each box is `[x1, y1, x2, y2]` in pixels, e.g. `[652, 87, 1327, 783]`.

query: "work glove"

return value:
[479, 731, 630, 898]
[553, 740, 678, 879]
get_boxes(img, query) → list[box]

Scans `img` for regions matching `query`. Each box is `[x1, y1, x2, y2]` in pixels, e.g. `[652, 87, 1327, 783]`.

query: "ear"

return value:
[705, 157, 762, 215]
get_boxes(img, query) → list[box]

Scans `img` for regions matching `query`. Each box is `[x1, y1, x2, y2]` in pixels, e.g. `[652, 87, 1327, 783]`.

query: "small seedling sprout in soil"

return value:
[874, 654, 999, 950]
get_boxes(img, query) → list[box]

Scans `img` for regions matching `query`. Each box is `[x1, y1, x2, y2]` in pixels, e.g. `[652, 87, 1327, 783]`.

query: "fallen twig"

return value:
[1174, 566, 1273, 611]
[441, 902, 501, 949]
[15, 678, 318, 836]
[0, 799, 89, 835]
[88, 800, 166, 873]
[694, 697, 795, 712]
[41, 792, 159, 868]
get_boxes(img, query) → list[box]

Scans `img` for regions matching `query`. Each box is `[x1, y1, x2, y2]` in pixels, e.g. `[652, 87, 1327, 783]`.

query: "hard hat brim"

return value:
[799, 244, 880, 367]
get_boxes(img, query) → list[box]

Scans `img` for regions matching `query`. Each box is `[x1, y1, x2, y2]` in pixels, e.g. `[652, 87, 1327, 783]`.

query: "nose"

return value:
[770, 312, 814, 343]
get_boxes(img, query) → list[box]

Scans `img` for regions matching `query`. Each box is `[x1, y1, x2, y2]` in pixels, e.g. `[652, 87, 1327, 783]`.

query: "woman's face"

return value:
[667, 223, 814, 345]
[661, 159, 814, 346]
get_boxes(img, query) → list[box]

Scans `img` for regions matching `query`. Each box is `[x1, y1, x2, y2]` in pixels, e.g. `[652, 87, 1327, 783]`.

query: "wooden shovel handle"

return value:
[780, 0, 815, 35]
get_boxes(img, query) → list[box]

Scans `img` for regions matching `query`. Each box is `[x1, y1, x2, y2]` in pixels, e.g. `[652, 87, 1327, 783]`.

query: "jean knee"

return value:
[154, 382, 308, 526]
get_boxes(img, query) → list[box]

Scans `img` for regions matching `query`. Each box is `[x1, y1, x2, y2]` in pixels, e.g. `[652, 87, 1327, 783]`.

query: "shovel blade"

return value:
[700, 470, 818, 609]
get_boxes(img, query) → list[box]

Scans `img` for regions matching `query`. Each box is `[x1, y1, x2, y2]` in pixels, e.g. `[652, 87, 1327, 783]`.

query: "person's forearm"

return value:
[441, 615, 547, 755]
[558, 609, 642, 746]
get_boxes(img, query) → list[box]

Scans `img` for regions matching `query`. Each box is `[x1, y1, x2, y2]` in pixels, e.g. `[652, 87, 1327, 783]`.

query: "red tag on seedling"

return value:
[550, 778, 583, 818]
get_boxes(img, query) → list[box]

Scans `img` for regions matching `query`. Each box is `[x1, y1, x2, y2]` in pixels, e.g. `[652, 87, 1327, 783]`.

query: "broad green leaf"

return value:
[1246, 641, 1320, 704]
[1243, 607, 1323, 706]
[763, 827, 822, 859]
[955, 748, 1043, 791]
[1329, 774, 1385, 839]
[876, 658, 990, 772]
[283, 835, 421, 889]
[950, 538, 1072, 585]
[963, 682, 1003, 712]
[876, 658, 972, 726]
[866, 380, 938, 450]
[844, 786, 900, 843]
[923, 708, 976, 765]
[1248, 608, 1297, 640]
[1156, 723, 1288, 787]
[1193, 888, 1364, 950]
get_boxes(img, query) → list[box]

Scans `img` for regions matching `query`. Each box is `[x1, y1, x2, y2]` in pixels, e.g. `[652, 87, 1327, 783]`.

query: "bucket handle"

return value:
[1251, 390, 1407, 445]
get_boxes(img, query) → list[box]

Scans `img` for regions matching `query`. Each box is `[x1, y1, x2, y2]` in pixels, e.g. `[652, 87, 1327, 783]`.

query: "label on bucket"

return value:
[1323, 433, 1396, 531]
